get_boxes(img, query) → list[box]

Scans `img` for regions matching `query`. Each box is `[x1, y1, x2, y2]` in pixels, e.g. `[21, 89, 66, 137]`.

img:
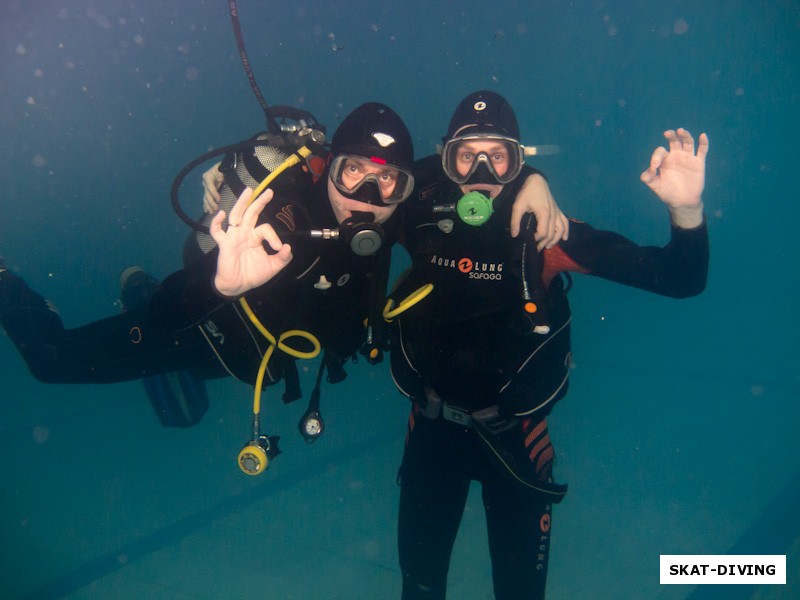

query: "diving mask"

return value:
[330, 154, 415, 206]
[442, 133, 524, 185]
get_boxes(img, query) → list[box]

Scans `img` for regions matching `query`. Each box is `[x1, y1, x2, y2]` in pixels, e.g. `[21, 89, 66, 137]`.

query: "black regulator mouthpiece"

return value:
[340, 211, 384, 256]
[309, 212, 385, 256]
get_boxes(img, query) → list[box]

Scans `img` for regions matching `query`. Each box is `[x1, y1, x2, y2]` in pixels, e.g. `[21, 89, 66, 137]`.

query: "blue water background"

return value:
[1, 1, 798, 598]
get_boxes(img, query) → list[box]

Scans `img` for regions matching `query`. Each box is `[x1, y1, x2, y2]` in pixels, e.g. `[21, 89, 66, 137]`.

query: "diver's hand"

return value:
[202, 162, 224, 214]
[510, 173, 569, 250]
[640, 128, 709, 229]
[210, 187, 292, 297]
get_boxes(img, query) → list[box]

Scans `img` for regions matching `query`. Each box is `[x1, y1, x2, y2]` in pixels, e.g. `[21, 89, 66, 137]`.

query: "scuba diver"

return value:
[387, 90, 710, 600]
[0, 97, 568, 474]
[0, 102, 416, 462]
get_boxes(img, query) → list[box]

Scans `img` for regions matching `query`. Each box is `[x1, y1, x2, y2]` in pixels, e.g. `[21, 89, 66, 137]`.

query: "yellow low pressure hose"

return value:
[235, 147, 432, 474]
[239, 297, 320, 417]
[235, 146, 320, 475]
[382, 283, 434, 322]
[248, 146, 313, 204]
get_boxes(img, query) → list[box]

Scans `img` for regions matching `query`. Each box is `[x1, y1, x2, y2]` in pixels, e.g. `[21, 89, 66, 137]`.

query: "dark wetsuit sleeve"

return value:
[0, 267, 221, 384]
[551, 218, 709, 298]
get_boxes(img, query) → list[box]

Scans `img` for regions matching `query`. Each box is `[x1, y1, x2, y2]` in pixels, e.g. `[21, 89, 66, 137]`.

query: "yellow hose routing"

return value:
[382, 283, 434, 322]
[239, 297, 321, 415]
[234, 146, 432, 475]
[237, 297, 320, 476]
[236, 146, 321, 476]
[248, 146, 313, 205]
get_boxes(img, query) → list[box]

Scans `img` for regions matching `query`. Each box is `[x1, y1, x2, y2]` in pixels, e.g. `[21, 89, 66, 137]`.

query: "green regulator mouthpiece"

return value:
[456, 191, 494, 226]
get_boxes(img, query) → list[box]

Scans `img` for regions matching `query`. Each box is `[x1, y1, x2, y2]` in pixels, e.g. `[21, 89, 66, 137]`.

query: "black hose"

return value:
[171, 139, 277, 234]
[227, 0, 279, 133]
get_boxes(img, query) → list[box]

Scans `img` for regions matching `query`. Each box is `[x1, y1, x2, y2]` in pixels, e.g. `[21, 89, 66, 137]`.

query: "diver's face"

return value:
[327, 177, 397, 224]
[455, 140, 508, 199]
[338, 156, 401, 198]
[454, 140, 511, 178]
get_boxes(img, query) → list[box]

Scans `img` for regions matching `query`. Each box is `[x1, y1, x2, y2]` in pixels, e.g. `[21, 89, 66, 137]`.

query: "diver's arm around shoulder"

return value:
[509, 165, 569, 249]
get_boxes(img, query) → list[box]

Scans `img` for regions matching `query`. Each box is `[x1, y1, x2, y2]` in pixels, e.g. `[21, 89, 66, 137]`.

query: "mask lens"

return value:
[330, 155, 414, 205]
[442, 135, 524, 185]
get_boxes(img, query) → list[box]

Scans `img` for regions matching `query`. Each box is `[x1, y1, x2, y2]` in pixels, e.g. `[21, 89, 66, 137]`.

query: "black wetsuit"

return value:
[390, 156, 709, 600]
[0, 178, 394, 399]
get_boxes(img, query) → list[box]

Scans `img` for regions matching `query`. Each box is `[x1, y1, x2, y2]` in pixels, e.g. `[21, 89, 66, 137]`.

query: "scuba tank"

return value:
[173, 106, 328, 266]
[168, 0, 338, 475]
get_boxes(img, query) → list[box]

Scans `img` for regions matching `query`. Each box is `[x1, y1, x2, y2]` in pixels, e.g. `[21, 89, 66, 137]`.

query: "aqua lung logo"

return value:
[537, 509, 551, 571]
[461, 205, 483, 226]
[430, 255, 503, 280]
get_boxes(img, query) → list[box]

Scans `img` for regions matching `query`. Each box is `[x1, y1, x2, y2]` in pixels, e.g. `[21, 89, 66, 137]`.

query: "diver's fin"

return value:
[118, 266, 210, 427]
[142, 371, 210, 428]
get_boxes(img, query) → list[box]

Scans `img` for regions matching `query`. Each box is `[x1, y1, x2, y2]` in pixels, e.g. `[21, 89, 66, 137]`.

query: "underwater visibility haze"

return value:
[1, 1, 798, 598]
